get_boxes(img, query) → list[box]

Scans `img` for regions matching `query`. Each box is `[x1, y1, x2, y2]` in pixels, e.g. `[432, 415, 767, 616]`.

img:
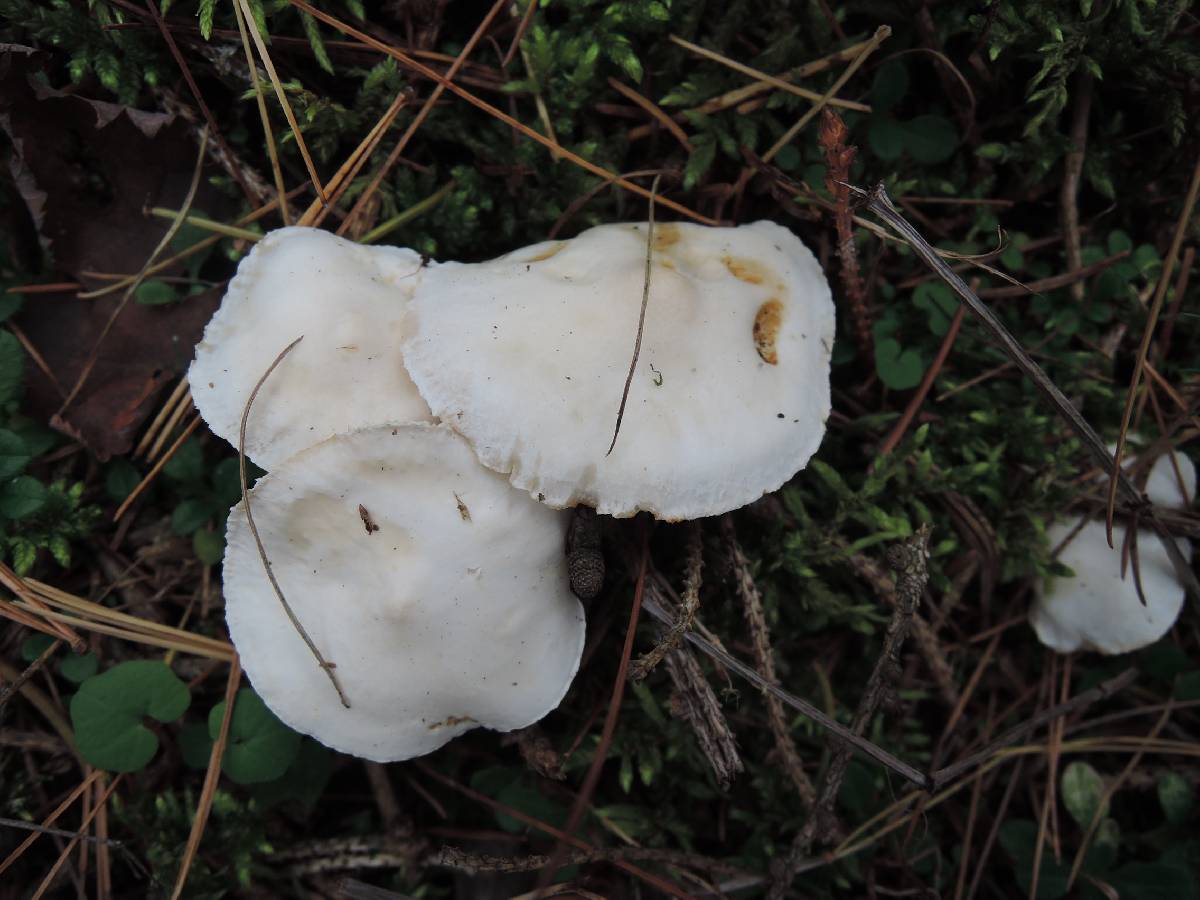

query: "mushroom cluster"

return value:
[1030, 448, 1196, 656]
[191, 220, 835, 761]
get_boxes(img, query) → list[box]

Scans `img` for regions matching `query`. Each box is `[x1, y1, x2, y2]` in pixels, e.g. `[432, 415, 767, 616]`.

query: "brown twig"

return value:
[170, 658, 241, 899]
[238, 338, 350, 708]
[930, 668, 1138, 788]
[607, 78, 692, 151]
[1107, 157, 1200, 542]
[607, 173, 662, 456]
[877, 304, 966, 457]
[771, 527, 931, 898]
[632, 521, 703, 679]
[535, 523, 652, 895]
[976, 250, 1127, 299]
[1060, 70, 1093, 303]
[288, 0, 716, 225]
[664, 643, 743, 789]
[819, 109, 870, 357]
[0, 639, 60, 712]
[142, 0, 259, 205]
[723, 517, 816, 808]
[852, 181, 1199, 601]
[337, 0, 510, 236]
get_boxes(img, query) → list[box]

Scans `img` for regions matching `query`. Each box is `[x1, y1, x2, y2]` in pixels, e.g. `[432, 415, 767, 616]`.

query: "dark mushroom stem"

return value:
[566, 506, 605, 601]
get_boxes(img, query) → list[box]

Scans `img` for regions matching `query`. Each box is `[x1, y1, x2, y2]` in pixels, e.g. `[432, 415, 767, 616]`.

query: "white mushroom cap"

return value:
[190, 227, 433, 469]
[1031, 450, 1195, 655]
[223, 423, 586, 761]
[400, 221, 835, 520]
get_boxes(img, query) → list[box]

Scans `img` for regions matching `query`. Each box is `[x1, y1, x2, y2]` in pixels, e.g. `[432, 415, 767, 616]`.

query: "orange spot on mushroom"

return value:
[652, 223, 681, 251]
[722, 254, 769, 284]
[526, 242, 565, 262]
[753, 299, 784, 365]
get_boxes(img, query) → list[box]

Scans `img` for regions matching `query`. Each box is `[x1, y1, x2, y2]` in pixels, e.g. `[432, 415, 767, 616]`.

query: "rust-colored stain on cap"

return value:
[653, 222, 681, 251]
[722, 254, 768, 285]
[753, 299, 784, 365]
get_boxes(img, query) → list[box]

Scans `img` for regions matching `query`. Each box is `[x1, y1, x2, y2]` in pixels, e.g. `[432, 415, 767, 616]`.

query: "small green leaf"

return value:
[902, 115, 959, 164]
[1158, 771, 1194, 825]
[163, 439, 204, 483]
[0, 330, 26, 408]
[171, 498, 213, 535]
[874, 337, 924, 390]
[868, 117, 905, 161]
[133, 279, 177, 306]
[683, 135, 717, 190]
[105, 459, 142, 502]
[976, 142, 1008, 160]
[0, 294, 23, 323]
[11, 538, 37, 574]
[249, 738, 333, 812]
[208, 688, 301, 784]
[607, 36, 643, 83]
[0, 429, 30, 479]
[912, 282, 958, 335]
[300, 11, 334, 75]
[179, 721, 214, 769]
[870, 60, 909, 112]
[21, 634, 56, 661]
[193, 528, 225, 566]
[0, 476, 47, 519]
[198, 0, 216, 40]
[1105, 862, 1195, 900]
[71, 661, 190, 772]
[48, 534, 71, 568]
[1061, 761, 1107, 826]
[60, 652, 99, 683]
[1107, 230, 1133, 255]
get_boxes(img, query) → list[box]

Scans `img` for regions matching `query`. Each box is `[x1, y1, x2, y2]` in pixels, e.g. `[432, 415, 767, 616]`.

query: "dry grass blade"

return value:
[503, 0, 539, 68]
[134, 377, 190, 458]
[77, 185, 307, 300]
[303, 88, 412, 229]
[337, 0, 511, 237]
[668, 35, 871, 112]
[357, 180, 455, 245]
[763, 26, 891, 163]
[0, 770, 103, 878]
[535, 524, 652, 895]
[0, 561, 86, 650]
[608, 173, 662, 456]
[171, 657, 242, 899]
[415, 762, 693, 898]
[286, 0, 716, 225]
[231, 0, 290, 223]
[852, 181, 1200, 602]
[1105, 155, 1200, 543]
[1065, 704, 1174, 891]
[641, 588, 930, 788]
[0, 638, 60, 711]
[59, 129, 208, 415]
[689, 37, 875, 117]
[238, 337, 349, 707]
[724, 517, 815, 810]
[113, 414, 202, 522]
[607, 78, 692, 151]
[142, 0, 258, 206]
[235, 0, 327, 205]
[771, 527, 931, 898]
[31, 775, 122, 900]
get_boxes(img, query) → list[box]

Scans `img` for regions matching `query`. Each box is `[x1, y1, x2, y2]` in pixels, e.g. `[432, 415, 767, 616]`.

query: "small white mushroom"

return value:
[400, 220, 835, 520]
[223, 423, 586, 761]
[190, 227, 434, 469]
[1030, 450, 1196, 655]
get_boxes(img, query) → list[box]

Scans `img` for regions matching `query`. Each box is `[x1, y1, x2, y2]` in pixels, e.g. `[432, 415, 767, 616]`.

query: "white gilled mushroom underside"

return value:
[223, 424, 586, 762]
[1030, 450, 1196, 655]
[400, 220, 836, 520]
